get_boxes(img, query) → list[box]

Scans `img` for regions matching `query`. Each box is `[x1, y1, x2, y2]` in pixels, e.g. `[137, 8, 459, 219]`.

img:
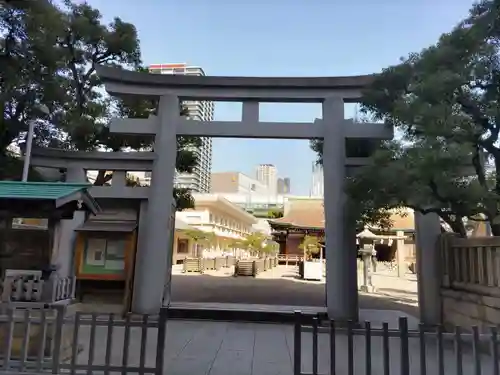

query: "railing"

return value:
[294, 311, 499, 375]
[0, 305, 168, 375]
[278, 255, 304, 266]
[441, 235, 500, 293]
[0, 272, 75, 305]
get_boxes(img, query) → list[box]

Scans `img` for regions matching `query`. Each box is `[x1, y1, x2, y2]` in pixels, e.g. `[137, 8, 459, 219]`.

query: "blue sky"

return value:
[86, 0, 475, 195]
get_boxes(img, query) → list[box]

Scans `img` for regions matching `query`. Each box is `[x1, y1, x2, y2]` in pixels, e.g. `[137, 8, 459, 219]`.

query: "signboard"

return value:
[81, 237, 127, 277]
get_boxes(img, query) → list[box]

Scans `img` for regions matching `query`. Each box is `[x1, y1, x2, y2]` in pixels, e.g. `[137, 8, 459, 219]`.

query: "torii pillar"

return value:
[323, 97, 359, 322]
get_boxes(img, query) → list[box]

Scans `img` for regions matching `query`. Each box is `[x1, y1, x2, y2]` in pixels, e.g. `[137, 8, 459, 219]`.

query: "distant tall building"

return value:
[148, 63, 214, 193]
[255, 164, 278, 194]
[310, 163, 324, 197]
[277, 177, 291, 194]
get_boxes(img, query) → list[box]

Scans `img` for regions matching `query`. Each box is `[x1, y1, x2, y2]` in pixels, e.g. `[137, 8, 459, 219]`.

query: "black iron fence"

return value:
[293, 311, 500, 375]
[0, 305, 168, 375]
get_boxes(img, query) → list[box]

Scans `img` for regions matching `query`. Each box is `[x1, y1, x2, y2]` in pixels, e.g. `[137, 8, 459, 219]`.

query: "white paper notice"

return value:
[86, 239, 107, 266]
[104, 260, 125, 271]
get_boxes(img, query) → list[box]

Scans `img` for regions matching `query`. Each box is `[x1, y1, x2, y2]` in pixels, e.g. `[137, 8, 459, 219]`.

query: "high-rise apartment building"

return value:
[310, 163, 324, 197]
[277, 177, 291, 194]
[255, 164, 278, 195]
[148, 63, 214, 193]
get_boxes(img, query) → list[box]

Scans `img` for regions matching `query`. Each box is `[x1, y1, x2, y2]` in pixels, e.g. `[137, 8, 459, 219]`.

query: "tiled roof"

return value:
[0, 181, 91, 200]
[270, 199, 325, 229]
[0, 181, 100, 215]
[270, 200, 415, 232]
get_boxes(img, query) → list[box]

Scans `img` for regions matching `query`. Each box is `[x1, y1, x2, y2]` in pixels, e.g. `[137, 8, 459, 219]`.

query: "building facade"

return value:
[277, 177, 291, 194]
[310, 163, 324, 197]
[149, 63, 214, 193]
[211, 172, 270, 195]
[175, 194, 257, 260]
[255, 164, 278, 195]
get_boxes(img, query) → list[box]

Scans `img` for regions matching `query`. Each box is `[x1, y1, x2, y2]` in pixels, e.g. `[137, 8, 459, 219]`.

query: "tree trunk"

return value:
[93, 170, 112, 186]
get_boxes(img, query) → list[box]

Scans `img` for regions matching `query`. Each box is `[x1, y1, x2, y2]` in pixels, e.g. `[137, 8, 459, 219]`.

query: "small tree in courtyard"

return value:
[299, 235, 322, 261]
[183, 229, 211, 257]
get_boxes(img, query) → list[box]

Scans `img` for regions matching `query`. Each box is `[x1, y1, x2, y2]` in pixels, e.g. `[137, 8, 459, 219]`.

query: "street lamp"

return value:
[22, 104, 50, 182]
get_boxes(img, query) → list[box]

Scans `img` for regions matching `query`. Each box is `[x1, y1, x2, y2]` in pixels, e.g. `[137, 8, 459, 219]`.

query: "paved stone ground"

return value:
[74, 319, 494, 375]
[69, 264, 495, 375]
[171, 264, 419, 318]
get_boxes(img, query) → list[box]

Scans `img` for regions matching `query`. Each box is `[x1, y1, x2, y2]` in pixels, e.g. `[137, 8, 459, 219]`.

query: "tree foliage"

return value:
[0, 0, 201, 209]
[267, 209, 284, 219]
[298, 235, 322, 260]
[312, 0, 500, 236]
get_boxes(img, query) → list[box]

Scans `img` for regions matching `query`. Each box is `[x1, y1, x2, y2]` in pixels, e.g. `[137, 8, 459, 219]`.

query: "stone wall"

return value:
[440, 235, 500, 331]
[442, 287, 500, 331]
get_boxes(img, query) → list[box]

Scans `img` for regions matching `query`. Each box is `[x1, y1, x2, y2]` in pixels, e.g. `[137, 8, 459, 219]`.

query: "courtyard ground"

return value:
[170, 263, 419, 318]
[73, 318, 492, 375]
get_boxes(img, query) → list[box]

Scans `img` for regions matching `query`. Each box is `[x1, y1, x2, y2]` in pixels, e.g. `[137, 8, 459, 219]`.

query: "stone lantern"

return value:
[356, 227, 379, 293]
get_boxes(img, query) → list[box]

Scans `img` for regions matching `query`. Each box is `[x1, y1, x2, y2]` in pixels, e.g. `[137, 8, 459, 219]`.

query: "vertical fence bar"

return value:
[70, 312, 81, 375]
[399, 317, 409, 375]
[436, 325, 444, 375]
[472, 326, 481, 375]
[312, 317, 318, 375]
[329, 320, 336, 375]
[139, 315, 149, 375]
[365, 322, 372, 375]
[347, 321, 354, 375]
[454, 326, 463, 375]
[87, 313, 97, 375]
[2, 308, 14, 371]
[491, 326, 499, 375]
[382, 323, 390, 375]
[19, 309, 31, 372]
[418, 324, 426, 375]
[122, 313, 132, 375]
[36, 309, 48, 372]
[155, 308, 168, 375]
[104, 313, 114, 375]
[294, 311, 302, 375]
[51, 305, 65, 375]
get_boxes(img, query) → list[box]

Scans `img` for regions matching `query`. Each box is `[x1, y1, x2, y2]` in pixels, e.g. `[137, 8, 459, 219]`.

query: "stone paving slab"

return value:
[73, 319, 494, 375]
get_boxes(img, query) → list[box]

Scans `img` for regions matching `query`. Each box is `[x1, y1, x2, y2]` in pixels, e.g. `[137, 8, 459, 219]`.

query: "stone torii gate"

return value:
[95, 66, 440, 324]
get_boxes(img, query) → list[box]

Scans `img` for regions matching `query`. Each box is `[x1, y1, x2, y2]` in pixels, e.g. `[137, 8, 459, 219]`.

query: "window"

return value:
[177, 239, 189, 253]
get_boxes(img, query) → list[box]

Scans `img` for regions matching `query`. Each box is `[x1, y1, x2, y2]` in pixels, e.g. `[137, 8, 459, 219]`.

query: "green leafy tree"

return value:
[239, 232, 268, 257]
[262, 240, 279, 256]
[0, 0, 62, 178]
[267, 209, 284, 219]
[183, 229, 211, 257]
[1, 1, 201, 209]
[311, 0, 500, 236]
[298, 235, 322, 260]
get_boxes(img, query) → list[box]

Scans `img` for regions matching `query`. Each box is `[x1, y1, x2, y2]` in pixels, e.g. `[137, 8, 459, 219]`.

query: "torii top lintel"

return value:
[96, 65, 375, 103]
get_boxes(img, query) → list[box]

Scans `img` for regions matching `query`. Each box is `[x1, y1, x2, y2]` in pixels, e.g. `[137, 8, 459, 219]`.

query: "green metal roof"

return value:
[0, 181, 91, 200]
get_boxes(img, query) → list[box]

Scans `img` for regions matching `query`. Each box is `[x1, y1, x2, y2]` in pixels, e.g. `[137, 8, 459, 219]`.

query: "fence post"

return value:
[51, 305, 65, 374]
[293, 311, 302, 375]
[399, 317, 409, 375]
[155, 308, 168, 375]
